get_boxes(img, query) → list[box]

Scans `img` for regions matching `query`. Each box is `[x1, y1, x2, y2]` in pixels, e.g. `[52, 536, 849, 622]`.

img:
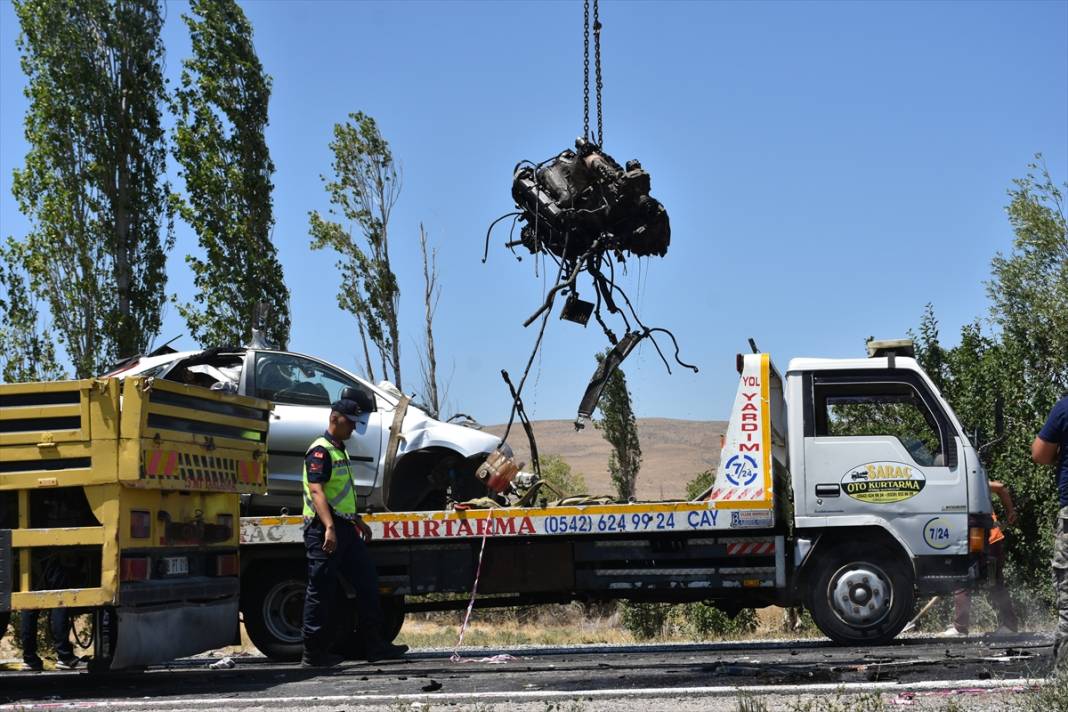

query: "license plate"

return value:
[162, 556, 189, 576]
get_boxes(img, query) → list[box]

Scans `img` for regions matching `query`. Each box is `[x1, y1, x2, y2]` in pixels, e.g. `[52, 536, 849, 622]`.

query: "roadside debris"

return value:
[207, 656, 235, 670]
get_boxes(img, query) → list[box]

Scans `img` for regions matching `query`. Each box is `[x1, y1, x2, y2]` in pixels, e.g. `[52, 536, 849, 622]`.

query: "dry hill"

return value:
[484, 418, 727, 501]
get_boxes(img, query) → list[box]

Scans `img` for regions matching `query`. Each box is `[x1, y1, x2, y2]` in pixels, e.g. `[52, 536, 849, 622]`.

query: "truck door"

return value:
[252, 352, 385, 505]
[801, 370, 966, 554]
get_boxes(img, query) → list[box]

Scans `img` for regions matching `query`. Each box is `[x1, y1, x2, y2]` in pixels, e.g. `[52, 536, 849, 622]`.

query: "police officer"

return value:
[1035, 393, 1068, 666]
[301, 394, 407, 668]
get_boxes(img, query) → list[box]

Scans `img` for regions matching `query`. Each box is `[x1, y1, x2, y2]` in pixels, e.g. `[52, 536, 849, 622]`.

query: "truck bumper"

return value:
[914, 553, 981, 594]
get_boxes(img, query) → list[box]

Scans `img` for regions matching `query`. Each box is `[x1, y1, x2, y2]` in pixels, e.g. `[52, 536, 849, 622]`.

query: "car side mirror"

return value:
[341, 386, 376, 414]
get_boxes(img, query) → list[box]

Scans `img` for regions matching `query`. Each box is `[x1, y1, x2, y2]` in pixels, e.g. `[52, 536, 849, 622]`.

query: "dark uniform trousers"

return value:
[302, 518, 384, 653]
[21, 554, 75, 663]
[20, 608, 74, 662]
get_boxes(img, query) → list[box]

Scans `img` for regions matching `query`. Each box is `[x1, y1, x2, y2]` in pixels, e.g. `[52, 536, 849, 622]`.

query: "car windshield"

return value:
[254, 352, 367, 407]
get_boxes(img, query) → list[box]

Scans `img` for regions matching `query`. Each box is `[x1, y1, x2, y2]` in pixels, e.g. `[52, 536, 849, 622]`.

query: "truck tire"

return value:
[807, 542, 914, 645]
[242, 563, 306, 662]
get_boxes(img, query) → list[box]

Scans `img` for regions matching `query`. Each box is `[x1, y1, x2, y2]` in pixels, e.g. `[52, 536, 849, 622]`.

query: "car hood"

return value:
[396, 404, 508, 460]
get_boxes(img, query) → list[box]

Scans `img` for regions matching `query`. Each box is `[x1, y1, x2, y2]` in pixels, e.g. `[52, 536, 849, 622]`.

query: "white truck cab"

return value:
[782, 340, 991, 641]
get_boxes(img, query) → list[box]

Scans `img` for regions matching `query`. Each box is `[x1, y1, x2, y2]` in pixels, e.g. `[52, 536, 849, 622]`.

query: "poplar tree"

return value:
[0, 238, 64, 383]
[173, 0, 290, 349]
[11, 0, 172, 377]
[594, 351, 643, 500]
[309, 112, 402, 388]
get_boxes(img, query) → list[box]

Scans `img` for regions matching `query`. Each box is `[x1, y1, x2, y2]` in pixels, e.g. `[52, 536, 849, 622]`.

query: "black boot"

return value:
[301, 647, 344, 668]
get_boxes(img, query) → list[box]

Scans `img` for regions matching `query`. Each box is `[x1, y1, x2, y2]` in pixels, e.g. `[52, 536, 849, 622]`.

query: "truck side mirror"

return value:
[994, 396, 1005, 438]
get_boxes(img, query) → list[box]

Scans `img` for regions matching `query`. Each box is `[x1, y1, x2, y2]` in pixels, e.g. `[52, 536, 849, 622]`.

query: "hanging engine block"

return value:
[511, 138, 670, 261]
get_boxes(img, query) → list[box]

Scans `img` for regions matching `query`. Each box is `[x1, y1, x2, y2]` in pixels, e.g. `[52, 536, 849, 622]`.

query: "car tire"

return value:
[806, 542, 914, 645]
[388, 450, 487, 511]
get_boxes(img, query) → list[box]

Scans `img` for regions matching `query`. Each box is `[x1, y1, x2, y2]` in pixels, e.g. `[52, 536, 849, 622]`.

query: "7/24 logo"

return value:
[724, 454, 759, 486]
[923, 517, 952, 550]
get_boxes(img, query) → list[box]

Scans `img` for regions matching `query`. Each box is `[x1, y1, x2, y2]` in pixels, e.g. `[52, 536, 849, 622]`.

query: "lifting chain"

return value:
[582, 0, 604, 146]
[594, 0, 602, 146]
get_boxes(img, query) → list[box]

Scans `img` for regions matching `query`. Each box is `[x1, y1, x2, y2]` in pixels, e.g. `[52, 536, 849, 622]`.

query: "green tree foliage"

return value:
[990, 158, 1068, 394]
[309, 112, 402, 387]
[0, 238, 64, 382]
[982, 160, 1064, 596]
[685, 468, 715, 500]
[905, 159, 1067, 599]
[620, 601, 670, 640]
[11, 0, 172, 377]
[685, 604, 758, 638]
[538, 454, 589, 498]
[593, 351, 642, 501]
[172, 0, 290, 349]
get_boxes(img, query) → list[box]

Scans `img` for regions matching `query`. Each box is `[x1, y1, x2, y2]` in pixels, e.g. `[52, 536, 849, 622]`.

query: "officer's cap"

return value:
[331, 398, 362, 424]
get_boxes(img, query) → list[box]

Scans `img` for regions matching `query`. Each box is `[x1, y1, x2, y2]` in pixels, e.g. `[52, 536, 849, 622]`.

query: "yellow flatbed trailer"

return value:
[235, 354, 787, 661]
[1, 376, 270, 670]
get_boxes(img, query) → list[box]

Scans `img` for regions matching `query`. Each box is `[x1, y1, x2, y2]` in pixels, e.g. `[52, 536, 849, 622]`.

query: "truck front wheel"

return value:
[807, 543, 914, 645]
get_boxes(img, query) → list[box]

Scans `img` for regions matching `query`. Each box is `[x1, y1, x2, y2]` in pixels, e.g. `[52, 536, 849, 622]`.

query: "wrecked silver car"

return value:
[110, 347, 513, 514]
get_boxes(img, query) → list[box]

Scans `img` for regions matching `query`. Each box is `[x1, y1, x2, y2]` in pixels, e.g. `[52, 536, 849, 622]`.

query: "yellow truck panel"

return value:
[1, 376, 270, 616]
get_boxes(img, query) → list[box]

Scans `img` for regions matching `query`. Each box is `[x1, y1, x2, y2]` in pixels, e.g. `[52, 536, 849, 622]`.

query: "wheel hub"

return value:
[829, 564, 891, 627]
[263, 582, 305, 643]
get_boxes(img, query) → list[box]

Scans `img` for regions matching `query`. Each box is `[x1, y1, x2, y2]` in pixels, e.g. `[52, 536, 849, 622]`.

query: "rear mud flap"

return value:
[110, 598, 238, 669]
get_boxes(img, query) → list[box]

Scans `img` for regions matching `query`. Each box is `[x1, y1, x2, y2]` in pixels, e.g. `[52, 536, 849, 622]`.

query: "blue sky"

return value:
[1, 0, 1066, 425]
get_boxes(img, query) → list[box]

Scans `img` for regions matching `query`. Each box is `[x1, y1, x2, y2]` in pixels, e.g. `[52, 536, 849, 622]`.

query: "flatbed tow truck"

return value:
[238, 342, 994, 660]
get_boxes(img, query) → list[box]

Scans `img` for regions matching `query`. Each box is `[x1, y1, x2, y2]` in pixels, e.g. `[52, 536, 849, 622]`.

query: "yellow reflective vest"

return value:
[302, 436, 357, 520]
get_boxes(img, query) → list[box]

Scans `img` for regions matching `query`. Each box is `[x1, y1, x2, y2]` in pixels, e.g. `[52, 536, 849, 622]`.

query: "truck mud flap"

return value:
[109, 598, 238, 670]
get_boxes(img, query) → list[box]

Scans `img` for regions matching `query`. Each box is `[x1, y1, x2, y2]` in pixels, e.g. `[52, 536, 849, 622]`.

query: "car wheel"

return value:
[806, 542, 914, 645]
[388, 450, 486, 511]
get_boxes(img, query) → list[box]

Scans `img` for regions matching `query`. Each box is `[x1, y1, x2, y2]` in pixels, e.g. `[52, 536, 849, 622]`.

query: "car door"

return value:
[251, 352, 385, 505]
[802, 370, 967, 555]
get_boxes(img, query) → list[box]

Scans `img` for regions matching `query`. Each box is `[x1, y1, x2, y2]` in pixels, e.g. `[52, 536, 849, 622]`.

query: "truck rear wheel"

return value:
[242, 563, 306, 662]
[807, 542, 914, 645]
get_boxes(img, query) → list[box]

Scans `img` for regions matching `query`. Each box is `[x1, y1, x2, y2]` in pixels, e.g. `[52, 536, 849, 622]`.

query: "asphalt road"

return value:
[0, 634, 1055, 711]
